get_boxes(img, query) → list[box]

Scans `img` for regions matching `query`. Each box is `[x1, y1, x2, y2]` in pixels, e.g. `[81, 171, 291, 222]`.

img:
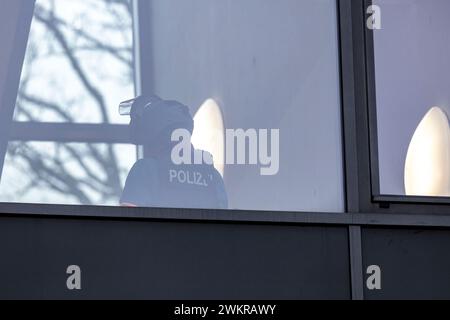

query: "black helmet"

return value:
[119, 95, 194, 147]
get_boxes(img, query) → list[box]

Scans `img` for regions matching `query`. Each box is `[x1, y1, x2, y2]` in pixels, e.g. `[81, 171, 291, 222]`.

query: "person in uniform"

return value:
[119, 95, 228, 209]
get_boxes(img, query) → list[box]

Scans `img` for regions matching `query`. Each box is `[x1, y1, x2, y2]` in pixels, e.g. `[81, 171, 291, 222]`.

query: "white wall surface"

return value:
[374, 0, 450, 196]
[145, 0, 344, 212]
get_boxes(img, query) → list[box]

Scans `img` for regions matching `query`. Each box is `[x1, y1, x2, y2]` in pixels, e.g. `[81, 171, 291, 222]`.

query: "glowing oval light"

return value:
[404, 107, 450, 196]
[192, 99, 225, 176]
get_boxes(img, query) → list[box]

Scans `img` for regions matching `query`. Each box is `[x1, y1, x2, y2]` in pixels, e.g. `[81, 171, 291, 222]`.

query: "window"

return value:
[1, 142, 135, 206]
[370, 0, 450, 202]
[0, 0, 136, 206]
[0, 0, 344, 213]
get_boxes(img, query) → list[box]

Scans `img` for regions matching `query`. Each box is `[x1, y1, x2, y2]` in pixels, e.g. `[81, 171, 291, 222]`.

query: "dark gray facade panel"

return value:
[0, 217, 350, 300]
[362, 227, 450, 299]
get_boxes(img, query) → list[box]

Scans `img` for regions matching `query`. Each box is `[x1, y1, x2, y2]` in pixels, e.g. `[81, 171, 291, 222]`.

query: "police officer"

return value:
[119, 95, 228, 209]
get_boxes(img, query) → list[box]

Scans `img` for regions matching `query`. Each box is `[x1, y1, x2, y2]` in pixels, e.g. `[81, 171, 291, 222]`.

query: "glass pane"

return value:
[373, 0, 450, 197]
[0, 0, 344, 213]
[138, 0, 344, 212]
[15, 0, 135, 124]
[0, 142, 135, 206]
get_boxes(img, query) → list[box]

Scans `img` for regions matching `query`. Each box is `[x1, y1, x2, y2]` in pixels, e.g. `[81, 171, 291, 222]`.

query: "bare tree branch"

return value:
[5, 0, 135, 205]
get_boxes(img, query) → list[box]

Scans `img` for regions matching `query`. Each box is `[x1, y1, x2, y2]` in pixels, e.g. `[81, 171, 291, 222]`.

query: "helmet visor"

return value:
[118, 98, 136, 116]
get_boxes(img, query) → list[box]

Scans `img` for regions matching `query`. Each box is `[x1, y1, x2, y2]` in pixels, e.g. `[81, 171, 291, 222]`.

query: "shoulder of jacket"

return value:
[131, 158, 159, 171]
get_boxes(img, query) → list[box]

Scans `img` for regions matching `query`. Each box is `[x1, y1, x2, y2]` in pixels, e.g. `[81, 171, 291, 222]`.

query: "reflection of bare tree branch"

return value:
[17, 145, 92, 204]
[34, 4, 132, 68]
[104, 0, 132, 15]
[15, 102, 36, 122]
[19, 93, 73, 122]
[63, 145, 109, 189]
[6, 0, 134, 205]
[34, 11, 110, 123]
[37, 3, 125, 198]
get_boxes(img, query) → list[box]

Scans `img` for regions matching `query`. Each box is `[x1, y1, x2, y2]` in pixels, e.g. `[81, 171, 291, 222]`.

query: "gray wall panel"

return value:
[0, 217, 351, 299]
[363, 227, 450, 299]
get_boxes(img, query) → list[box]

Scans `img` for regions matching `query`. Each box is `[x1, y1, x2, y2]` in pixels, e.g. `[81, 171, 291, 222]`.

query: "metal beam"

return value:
[0, 0, 36, 181]
[135, 0, 154, 97]
[9, 122, 132, 144]
[338, 0, 366, 300]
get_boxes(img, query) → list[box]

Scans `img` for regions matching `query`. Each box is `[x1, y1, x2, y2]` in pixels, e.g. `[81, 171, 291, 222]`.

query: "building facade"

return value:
[0, 0, 449, 300]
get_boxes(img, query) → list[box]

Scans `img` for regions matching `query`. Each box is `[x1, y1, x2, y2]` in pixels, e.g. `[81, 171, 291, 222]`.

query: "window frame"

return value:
[360, 0, 450, 214]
